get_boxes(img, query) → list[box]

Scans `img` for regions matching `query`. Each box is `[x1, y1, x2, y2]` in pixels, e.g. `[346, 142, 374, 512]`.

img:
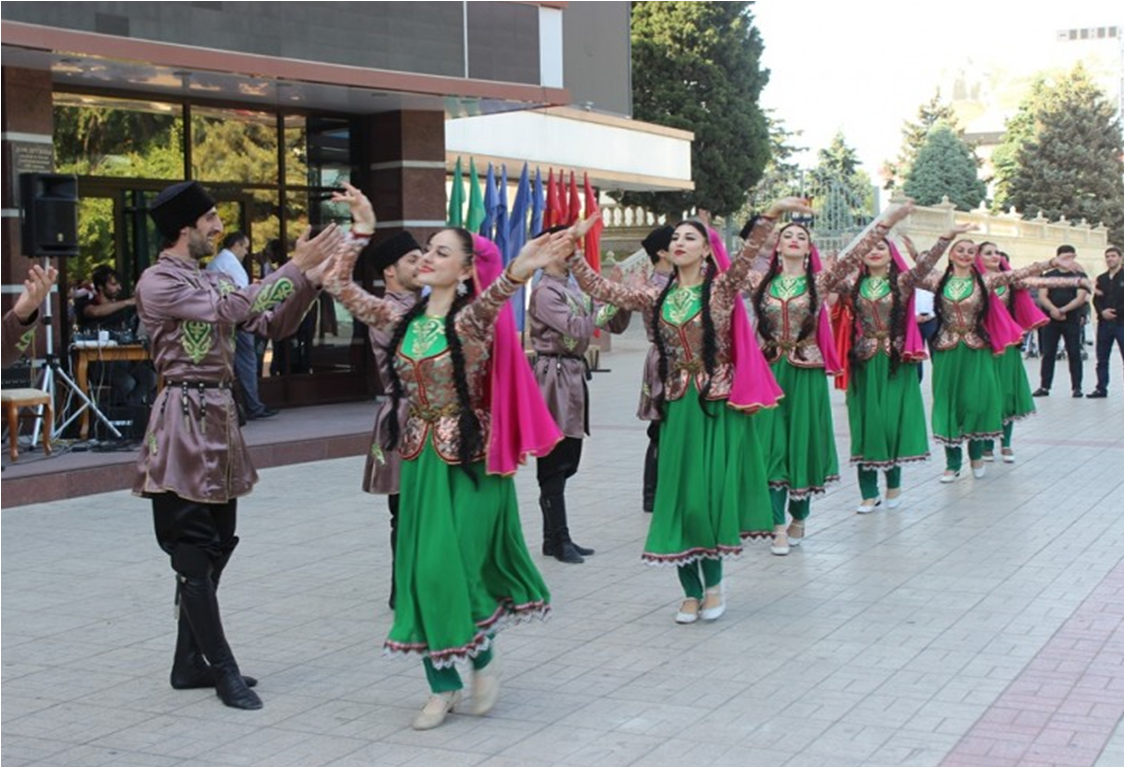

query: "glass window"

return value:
[191, 106, 279, 184]
[53, 93, 184, 179]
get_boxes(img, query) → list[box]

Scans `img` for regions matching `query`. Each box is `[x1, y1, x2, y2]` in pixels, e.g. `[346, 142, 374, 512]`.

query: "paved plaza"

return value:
[3, 325, 1123, 766]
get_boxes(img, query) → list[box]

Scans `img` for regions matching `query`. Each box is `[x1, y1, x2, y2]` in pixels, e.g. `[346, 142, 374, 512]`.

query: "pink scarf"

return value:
[1001, 256, 1048, 331]
[471, 235, 563, 475]
[973, 254, 1026, 354]
[808, 244, 843, 375]
[888, 240, 928, 362]
[708, 229, 783, 411]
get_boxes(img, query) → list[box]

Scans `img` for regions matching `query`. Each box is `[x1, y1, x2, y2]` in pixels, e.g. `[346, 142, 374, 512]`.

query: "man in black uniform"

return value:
[1033, 245, 1089, 398]
[1087, 245, 1124, 398]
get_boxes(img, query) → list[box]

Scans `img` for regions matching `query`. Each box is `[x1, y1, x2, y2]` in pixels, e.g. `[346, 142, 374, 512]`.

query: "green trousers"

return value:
[981, 422, 1015, 454]
[677, 559, 723, 599]
[945, 441, 985, 471]
[424, 646, 494, 693]
[857, 466, 902, 499]
[769, 486, 810, 525]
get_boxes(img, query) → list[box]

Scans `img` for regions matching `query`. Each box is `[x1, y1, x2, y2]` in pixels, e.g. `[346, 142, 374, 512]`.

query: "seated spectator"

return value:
[75, 265, 156, 406]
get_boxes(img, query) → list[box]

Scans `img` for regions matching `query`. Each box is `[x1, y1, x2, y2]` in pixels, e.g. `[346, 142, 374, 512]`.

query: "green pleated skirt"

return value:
[643, 384, 773, 566]
[931, 343, 1004, 446]
[386, 444, 550, 669]
[994, 345, 1036, 424]
[756, 360, 840, 499]
[847, 353, 930, 468]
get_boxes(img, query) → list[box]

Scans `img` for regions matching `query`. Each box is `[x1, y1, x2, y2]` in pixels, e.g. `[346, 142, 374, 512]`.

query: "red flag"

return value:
[552, 169, 567, 228]
[583, 172, 602, 273]
[544, 169, 558, 229]
[567, 171, 581, 226]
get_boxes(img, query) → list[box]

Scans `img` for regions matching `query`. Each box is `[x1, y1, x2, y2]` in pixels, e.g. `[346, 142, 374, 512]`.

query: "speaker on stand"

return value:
[18, 173, 125, 446]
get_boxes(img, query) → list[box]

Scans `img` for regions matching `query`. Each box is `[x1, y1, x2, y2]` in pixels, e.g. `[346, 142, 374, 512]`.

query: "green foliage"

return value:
[903, 125, 986, 210]
[744, 112, 806, 215]
[883, 91, 962, 190]
[618, 1, 770, 220]
[808, 131, 874, 231]
[994, 64, 1123, 244]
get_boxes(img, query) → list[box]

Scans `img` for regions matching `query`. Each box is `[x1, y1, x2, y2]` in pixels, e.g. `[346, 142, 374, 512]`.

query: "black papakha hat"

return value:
[370, 231, 423, 272]
[642, 225, 674, 263]
[149, 181, 216, 240]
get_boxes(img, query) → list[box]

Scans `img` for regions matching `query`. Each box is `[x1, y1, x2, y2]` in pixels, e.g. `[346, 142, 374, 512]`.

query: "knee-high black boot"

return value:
[170, 540, 257, 691]
[388, 493, 400, 610]
[173, 545, 261, 709]
[541, 494, 587, 563]
[643, 438, 658, 513]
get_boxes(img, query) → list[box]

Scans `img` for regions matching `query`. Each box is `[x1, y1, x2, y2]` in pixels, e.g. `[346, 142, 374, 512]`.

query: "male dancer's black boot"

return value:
[541, 494, 589, 563]
[642, 422, 659, 513]
[388, 493, 400, 610]
[173, 544, 261, 709]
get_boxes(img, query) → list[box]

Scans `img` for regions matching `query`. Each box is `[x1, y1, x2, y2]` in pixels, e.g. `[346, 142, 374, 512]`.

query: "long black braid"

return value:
[934, 261, 992, 350]
[445, 292, 483, 484]
[753, 223, 820, 360]
[384, 227, 483, 485]
[652, 268, 678, 412]
[652, 221, 720, 416]
[849, 249, 906, 373]
[384, 297, 430, 451]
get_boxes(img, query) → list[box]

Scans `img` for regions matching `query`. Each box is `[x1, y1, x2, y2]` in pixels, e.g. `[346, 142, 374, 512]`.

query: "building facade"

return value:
[2, 1, 691, 406]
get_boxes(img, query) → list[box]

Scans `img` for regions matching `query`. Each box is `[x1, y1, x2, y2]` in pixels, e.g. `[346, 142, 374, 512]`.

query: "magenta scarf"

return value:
[887, 240, 928, 362]
[471, 235, 563, 474]
[708, 229, 783, 411]
[1000, 256, 1048, 331]
[972, 254, 1027, 354]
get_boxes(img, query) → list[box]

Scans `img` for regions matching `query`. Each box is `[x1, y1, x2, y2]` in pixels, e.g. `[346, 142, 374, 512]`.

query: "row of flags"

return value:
[447, 157, 604, 330]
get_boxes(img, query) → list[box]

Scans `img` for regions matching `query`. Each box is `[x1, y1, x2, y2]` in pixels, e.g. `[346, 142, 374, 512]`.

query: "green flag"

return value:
[447, 156, 464, 226]
[466, 157, 486, 233]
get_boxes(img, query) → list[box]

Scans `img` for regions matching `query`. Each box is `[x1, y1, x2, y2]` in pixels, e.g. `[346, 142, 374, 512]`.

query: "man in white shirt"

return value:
[206, 232, 276, 419]
[914, 288, 937, 382]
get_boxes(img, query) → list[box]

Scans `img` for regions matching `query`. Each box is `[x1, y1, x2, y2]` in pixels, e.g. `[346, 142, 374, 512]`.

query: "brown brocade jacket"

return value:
[363, 289, 419, 494]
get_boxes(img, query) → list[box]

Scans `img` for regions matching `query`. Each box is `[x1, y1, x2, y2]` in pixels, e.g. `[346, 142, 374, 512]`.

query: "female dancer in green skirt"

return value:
[750, 206, 914, 553]
[566, 199, 808, 624]
[325, 184, 565, 730]
[916, 240, 1081, 481]
[974, 243, 1090, 463]
[838, 224, 971, 512]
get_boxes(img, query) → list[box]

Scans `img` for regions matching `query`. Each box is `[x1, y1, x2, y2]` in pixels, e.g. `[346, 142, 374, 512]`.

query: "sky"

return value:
[752, 0, 1122, 182]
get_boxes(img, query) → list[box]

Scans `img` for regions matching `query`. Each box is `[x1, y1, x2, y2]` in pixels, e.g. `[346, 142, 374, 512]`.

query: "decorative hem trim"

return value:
[768, 476, 840, 500]
[382, 598, 549, 669]
[849, 453, 931, 469]
[1002, 410, 1035, 425]
[640, 536, 769, 568]
[933, 431, 1003, 447]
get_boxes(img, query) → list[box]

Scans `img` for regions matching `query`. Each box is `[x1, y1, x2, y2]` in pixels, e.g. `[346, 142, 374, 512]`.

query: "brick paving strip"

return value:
[941, 560, 1124, 767]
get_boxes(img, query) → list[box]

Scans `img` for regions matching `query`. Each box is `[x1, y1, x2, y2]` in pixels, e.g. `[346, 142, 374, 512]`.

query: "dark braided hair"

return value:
[933, 248, 992, 350]
[754, 222, 819, 360]
[849, 241, 906, 373]
[384, 227, 483, 484]
[651, 269, 678, 413]
[651, 221, 720, 415]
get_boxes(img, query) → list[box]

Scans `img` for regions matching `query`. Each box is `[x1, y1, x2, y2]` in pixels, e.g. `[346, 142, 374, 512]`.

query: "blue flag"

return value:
[530, 167, 545, 239]
[480, 163, 498, 239]
[504, 164, 530, 331]
[495, 164, 510, 264]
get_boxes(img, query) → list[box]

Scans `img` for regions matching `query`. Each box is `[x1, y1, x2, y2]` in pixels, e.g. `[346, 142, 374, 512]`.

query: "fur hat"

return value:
[369, 231, 422, 272]
[149, 181, 216, 240]
[642, 226, 674, 263]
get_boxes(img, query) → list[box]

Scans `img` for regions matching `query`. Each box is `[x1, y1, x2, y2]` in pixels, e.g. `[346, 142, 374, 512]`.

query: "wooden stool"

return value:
[1, 388, 53, 462]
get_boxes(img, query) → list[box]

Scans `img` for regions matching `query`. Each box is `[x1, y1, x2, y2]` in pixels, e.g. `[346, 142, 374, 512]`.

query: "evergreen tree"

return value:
[883, 91, 962, 191]
[744, 112, 806, 216]
[903, 124, 986, 211]
[994, 64, 1123, 244]
[618, 1, 770, 220]
[808, 131, 874, 232]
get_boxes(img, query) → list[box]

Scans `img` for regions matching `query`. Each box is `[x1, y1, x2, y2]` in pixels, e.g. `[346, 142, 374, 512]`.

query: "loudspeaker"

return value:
[20, 173, 79, 258]
[92, 404, 151, 441]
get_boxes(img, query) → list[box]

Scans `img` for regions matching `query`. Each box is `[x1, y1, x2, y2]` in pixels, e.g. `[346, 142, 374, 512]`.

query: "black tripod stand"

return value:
[31, 257, 123, 445]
